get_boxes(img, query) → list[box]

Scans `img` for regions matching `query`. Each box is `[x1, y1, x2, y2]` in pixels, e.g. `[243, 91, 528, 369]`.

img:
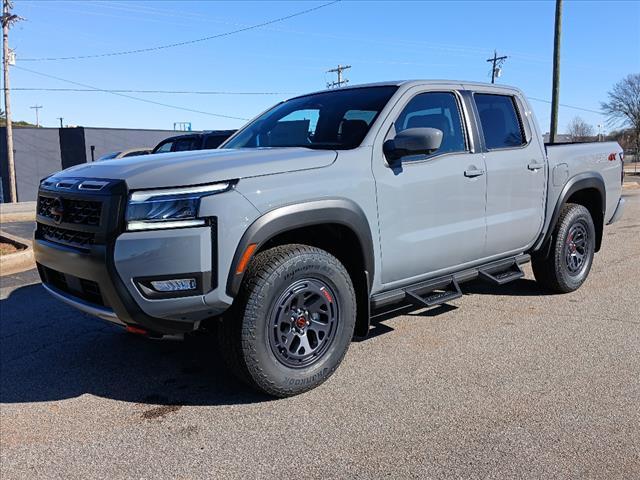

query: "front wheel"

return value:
[532, 203, 596, 293]
[219, 244, 356, 397]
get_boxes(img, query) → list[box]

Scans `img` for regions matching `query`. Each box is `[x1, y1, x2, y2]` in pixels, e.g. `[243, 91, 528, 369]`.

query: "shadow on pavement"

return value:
[0, 283, 273, 407]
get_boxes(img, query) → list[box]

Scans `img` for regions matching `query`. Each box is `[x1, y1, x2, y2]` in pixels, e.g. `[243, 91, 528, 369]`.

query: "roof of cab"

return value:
[293, 79, 522, 100]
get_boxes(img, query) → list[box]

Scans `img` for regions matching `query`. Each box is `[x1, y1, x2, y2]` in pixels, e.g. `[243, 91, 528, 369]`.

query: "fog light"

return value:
[150, 278, 197, 292]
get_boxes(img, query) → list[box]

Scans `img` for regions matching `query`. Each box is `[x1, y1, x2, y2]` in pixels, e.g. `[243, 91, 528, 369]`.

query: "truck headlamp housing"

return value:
[126, 182, 231, 231]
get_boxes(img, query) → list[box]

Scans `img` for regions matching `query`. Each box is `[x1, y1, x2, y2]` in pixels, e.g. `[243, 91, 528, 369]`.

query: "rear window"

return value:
[474, 94, 525, 149]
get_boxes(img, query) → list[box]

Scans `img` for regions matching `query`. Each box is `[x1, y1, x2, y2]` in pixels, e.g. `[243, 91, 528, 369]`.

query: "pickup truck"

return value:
[34, 81, 625, 397]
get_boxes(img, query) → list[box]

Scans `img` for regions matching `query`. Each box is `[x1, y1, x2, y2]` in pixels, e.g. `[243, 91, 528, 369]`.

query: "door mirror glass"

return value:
[383, 127, 443, 164]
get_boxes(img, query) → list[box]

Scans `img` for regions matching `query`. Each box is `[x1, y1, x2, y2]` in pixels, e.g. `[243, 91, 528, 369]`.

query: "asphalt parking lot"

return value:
[1, 187, 639, 479]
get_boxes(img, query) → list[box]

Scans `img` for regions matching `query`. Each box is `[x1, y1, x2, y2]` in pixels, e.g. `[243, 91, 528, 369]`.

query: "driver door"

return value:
[372, 88, 487, 287]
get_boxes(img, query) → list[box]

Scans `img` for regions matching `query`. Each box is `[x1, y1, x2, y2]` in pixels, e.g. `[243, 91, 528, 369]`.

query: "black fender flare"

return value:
[535, 172, 606, 255]
[226, 198, 375, 297]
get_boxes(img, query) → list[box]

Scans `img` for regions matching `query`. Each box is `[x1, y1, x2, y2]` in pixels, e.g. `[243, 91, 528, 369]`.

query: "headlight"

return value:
[126, 182, 231, 231]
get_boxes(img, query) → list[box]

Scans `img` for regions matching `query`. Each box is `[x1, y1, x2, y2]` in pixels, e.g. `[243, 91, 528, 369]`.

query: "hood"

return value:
[57, 148, 337, 189]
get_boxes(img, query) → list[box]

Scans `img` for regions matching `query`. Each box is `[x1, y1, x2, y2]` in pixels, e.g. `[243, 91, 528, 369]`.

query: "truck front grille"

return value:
[39, 224, 95, 249]
[38, 196, 102, 226]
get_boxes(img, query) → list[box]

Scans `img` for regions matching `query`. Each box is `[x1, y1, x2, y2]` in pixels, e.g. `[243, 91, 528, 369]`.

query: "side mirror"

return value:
[383, 127, 443, 166]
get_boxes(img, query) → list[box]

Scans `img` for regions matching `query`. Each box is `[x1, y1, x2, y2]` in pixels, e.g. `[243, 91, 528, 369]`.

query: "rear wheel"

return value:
[219, 244, 356, 397]
[532, 203, 596, 293]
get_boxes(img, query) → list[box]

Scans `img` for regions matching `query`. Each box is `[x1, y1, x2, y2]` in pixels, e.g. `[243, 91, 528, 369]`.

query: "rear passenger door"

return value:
[472, 91, 546, 256]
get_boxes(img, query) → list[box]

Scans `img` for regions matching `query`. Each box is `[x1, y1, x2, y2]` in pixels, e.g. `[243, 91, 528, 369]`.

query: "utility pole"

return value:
[30, 104, 42, 127]
[326, 64, 351, 89]
[486, 50, 508, 84]
[57, 117, 63, 128]
[2, 0, 21, 203]
[549, 0, 562, 144]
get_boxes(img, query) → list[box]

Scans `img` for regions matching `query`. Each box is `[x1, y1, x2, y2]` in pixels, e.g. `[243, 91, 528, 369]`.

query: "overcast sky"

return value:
[7, 0, 640, 134]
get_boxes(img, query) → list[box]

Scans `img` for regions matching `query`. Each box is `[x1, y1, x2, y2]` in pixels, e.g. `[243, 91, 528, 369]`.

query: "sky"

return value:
[7, 0, 640, 134]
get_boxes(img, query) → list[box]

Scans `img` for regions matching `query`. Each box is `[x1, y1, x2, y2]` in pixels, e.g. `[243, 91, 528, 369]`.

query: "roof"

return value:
[295, 79, 522, 99]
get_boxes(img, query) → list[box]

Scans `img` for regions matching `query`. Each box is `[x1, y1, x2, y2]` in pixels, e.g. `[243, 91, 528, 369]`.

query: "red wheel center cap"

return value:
[295, 315, 308, 329]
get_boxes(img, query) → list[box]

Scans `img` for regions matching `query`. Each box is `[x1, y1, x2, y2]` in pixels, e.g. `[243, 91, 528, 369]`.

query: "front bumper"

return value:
[34, 236, 215, 335]
[607, 197, 625, 225]
[33, 178, 246, 335]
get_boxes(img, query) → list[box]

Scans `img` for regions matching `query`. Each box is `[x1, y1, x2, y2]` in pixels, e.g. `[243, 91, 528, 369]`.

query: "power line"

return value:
[527, 97, 602, 115]
[14, 65, 250, 121]
[12, 87, 294, 95]
[20, 0, 340, 61]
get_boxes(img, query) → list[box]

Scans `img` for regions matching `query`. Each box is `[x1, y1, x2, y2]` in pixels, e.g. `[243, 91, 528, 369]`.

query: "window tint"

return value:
[172, 137, 197, 152]
[394, 92, 466, 154]
[204, 135, 227, 149]
[474, 94, 525, 149]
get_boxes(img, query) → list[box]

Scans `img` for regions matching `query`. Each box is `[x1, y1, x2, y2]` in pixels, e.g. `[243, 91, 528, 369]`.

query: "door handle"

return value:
[527, 162, 544, 171]
[464, 168, 485, 178]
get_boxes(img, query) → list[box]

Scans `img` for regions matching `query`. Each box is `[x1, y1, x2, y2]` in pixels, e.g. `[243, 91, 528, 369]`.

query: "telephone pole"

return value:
[549, 0, 563, 144]
[57, 117, 63, 128]
[2, 0, 21, 203]
[30, 104, 42, 127]
[486, 50, 508, 84]
[326, 64, 351, 89]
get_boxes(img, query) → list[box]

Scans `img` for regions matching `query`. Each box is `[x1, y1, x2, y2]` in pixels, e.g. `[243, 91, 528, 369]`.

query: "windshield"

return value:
[97, 151, 120, 161]
[224, 86, 398, 150]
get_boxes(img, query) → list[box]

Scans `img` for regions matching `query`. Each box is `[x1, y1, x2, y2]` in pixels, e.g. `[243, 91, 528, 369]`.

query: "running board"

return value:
[404, 277, 462, 308]
[478, 262, 524, 285]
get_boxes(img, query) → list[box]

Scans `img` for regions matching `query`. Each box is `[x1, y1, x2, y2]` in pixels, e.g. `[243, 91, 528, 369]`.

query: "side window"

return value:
[154, 140, 173, 153]
[204, 135, 225, 149]
[474, 94, 525, 149]
[394, 92, 466, 154]
[172, 137, 196, 152]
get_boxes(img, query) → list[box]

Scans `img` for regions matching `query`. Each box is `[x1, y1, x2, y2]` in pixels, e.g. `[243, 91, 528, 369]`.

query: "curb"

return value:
[0, 201, 36, 224]
[0, 212, 36, 223]
[0, 231, 35, 276]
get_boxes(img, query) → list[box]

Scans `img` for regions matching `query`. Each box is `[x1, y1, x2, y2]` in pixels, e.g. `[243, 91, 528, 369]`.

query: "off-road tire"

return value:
[218, 244, 356, 397]
[532, 203, 596, 293]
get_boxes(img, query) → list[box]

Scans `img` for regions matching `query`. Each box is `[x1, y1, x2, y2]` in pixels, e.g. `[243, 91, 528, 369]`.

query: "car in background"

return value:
[96, 148, 151, 161]
[151, 130, 237, 154]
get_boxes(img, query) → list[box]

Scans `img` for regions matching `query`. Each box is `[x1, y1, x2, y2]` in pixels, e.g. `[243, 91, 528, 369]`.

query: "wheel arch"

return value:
[536, 173, 606, 256]
[227, 198, 375, 337]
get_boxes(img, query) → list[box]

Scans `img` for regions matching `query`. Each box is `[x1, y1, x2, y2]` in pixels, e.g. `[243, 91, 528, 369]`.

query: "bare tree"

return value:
[601, 73, 640, 153]
[566, 116, 594, 142]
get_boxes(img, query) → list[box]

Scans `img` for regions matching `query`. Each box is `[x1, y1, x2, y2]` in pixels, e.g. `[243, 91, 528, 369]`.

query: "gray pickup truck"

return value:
[34, 81, 625, 397]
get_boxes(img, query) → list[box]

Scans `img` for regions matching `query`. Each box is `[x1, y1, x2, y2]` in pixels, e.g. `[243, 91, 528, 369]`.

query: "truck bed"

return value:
[543, 141, 623, 230]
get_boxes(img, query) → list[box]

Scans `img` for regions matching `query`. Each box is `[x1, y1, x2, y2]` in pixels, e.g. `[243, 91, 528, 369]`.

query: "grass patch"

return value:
[0, 242, 19, 256]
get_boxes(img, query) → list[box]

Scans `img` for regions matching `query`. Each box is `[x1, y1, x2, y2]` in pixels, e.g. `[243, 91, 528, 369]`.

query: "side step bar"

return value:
[371, 254, 531, 312]
[405, 277, 462, 308]
[478, 262, 524, 285]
